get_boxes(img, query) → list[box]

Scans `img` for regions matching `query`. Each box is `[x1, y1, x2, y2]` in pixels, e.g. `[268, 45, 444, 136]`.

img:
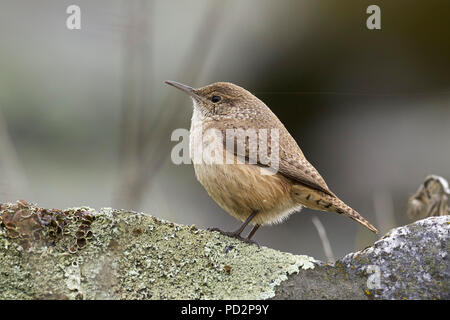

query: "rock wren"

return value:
[165, 81, 378, 244]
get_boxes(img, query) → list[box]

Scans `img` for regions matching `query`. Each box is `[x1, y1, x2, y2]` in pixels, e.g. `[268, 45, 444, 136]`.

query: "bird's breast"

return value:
[188, 108, 302, 225]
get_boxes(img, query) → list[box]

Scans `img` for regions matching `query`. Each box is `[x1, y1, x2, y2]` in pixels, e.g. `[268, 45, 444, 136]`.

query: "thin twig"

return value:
[311, 216, 335, 263]
[115, 0, 228, 210]
[373, 189, 396, 235]
[0, 107, 28, 200]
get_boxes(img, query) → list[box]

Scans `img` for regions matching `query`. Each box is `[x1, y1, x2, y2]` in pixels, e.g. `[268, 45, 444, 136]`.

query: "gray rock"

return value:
[274, 215, 449, 300]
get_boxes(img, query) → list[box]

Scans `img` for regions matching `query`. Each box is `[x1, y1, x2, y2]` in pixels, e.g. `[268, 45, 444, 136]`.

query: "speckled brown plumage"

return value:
[166, 80, 378, 239]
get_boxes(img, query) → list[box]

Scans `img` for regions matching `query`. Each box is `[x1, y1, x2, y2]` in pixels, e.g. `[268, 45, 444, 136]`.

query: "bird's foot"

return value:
[238, 236, 260, 248]
[207, 227, 260, 248]
[207, 227, 225, 233]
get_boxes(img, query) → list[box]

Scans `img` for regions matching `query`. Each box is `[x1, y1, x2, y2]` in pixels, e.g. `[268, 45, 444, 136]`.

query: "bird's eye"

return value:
[211, 95, 221, 103]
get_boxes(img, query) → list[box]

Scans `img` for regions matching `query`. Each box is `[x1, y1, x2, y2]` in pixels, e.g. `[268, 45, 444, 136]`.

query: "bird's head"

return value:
[165, 80, 263, 119]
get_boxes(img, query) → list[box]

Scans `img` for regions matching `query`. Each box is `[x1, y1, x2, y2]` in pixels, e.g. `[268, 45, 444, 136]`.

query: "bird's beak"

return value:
[164, 80, 200, 100]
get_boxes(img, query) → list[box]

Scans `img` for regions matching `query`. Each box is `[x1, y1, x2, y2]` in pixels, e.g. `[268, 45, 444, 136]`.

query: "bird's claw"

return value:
[207, 227, 260, 248]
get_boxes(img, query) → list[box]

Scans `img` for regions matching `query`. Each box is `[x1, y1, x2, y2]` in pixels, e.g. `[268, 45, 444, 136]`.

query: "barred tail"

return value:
[338, 204, 378, 233]
[292, 184, 378, 233]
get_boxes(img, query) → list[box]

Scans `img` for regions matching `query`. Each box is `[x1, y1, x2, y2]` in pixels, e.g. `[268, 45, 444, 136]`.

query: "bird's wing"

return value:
[277, 148, 335, 197]
[210, 117, 335, 197]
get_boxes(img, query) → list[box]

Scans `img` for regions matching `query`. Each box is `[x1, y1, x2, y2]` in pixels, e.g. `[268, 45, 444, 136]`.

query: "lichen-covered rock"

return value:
[274, 216, 449, 300]
[0, 201, 315, 300]
[1, 201, 448, 300]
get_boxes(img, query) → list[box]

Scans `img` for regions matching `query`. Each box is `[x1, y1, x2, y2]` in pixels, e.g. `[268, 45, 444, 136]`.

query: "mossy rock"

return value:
[0, 201, 314, 299]
[0, 201, 448, 299]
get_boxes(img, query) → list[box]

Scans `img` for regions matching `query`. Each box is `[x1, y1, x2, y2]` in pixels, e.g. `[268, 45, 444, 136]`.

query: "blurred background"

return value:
[0, 0, 449, 261]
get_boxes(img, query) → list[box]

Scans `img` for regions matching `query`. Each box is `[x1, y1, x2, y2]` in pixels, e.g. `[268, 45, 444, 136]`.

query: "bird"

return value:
[165, 80, 378, 245]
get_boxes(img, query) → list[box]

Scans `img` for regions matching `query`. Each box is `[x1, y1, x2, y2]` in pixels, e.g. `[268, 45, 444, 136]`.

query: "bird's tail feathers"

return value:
[292, 184, 378, 233]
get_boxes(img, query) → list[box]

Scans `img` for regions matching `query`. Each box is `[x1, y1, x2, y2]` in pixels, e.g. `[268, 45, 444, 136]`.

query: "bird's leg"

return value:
[241, 224, 261, 247]
[208, 211, 260, 246]
[208, 211, 257, 236]
[228, 211, 257, 236]
[247, 224, 260, 240]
